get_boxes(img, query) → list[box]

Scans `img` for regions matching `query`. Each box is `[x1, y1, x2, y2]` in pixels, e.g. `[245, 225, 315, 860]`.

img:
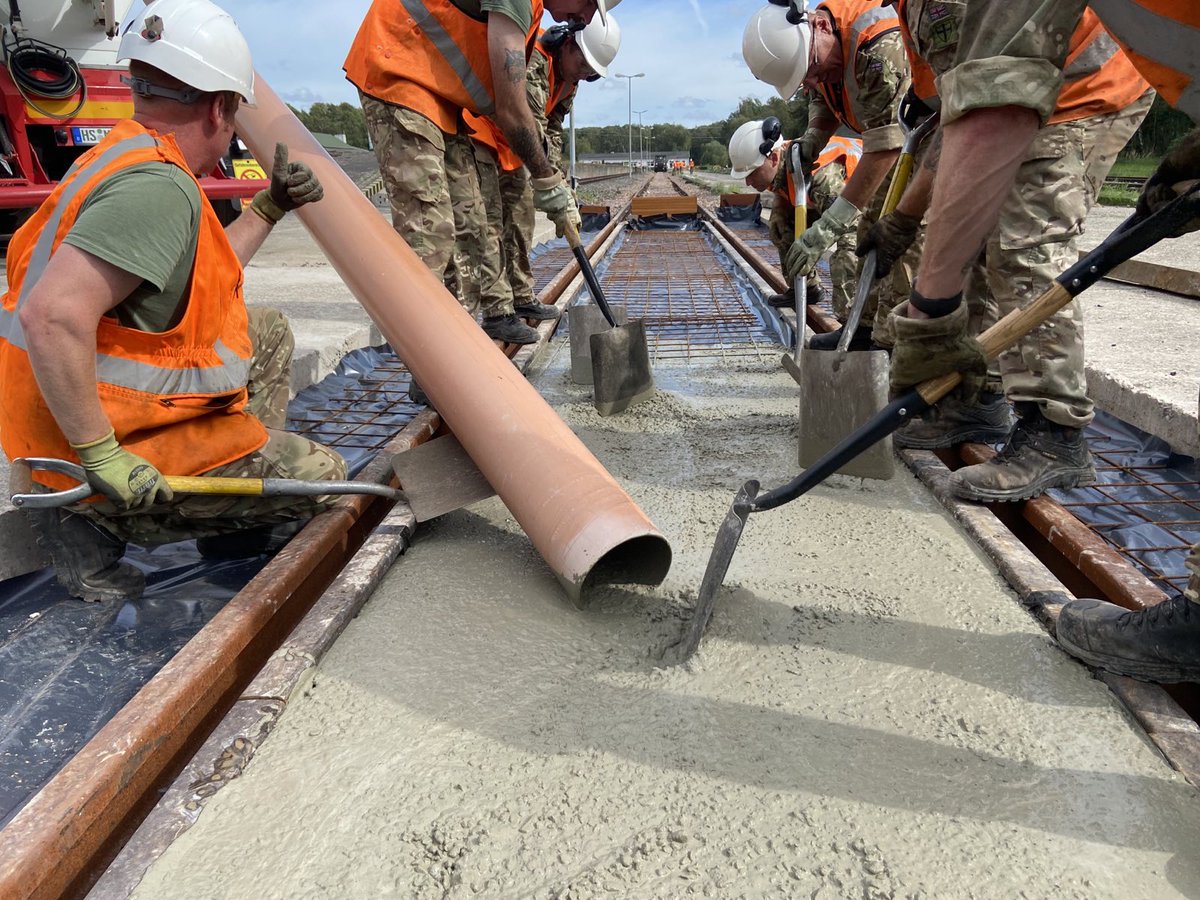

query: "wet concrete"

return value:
[130, 342, 1200, 898]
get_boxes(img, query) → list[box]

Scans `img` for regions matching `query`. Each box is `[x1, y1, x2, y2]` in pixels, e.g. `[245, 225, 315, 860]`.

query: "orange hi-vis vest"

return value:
[344, 0, 545, 135]
[1089, 0, 1200, 123]
[772, 139, 799, 208]
[815, 0, 902, 135]
[465, 29, 578, 174]
[0, 120, 267, 491]
[815, 132, 864, 180]
[896, 2, 1150, 124]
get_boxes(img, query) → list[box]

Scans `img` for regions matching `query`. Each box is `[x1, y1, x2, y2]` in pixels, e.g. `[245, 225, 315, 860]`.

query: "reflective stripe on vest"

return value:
[1090, 0, 1200, 122]
[399, 0, 496, 116]
[0, 132, 251, 397]
[0, 133, 156, 343]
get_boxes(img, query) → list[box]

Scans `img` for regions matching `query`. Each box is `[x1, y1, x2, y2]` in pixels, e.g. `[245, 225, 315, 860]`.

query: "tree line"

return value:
[284, 93, 1192, 168]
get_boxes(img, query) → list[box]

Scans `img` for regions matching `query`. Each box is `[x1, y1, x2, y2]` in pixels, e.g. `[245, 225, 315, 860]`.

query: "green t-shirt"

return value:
[62, 161, 201, 333]
[451, 0, 534, 33]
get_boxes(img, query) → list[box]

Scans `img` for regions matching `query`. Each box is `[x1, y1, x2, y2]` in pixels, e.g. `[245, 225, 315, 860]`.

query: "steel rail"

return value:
[0, 196, 642, 900]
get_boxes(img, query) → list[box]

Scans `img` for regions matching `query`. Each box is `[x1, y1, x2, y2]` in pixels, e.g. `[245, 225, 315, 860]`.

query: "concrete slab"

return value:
[1081, 206, 1200, 458]
[127, 344, 1200, 898]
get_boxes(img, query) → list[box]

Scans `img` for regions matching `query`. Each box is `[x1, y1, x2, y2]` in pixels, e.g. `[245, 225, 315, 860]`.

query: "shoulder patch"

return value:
[925, 13, 958, 51]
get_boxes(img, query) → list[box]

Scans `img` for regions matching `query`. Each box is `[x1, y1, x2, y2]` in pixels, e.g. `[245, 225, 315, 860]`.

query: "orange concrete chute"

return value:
[234, 76, 671, 601]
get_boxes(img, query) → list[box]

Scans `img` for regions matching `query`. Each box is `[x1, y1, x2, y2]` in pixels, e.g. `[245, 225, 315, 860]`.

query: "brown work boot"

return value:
[25, 507, 144, 602]
[894, 391, 1013, 450]
[948, 404, 1095, 502]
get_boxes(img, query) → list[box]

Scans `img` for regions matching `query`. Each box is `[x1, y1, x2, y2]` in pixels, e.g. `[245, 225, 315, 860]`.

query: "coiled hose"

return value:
[3, 0, 86, 120]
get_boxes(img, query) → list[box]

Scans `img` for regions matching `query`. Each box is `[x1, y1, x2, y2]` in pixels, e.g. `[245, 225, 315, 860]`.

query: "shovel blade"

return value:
[590, 319, 655, 417]
[568, 303, 628, 385]
[669, 479, 760, 665]
[391, 434, 496, 523]
[798, 349, 895, 480]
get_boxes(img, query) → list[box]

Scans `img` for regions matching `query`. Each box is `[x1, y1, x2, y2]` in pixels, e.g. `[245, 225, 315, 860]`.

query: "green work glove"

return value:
[531, 173, 583, 238]
[1136, 126, 1200, 235]
[856, 209, 922, 279]
[251, 142, 324, 225]
[70, 430, 174, 512]
[784, 195, 859, 280]
[889, 299, 987, 402]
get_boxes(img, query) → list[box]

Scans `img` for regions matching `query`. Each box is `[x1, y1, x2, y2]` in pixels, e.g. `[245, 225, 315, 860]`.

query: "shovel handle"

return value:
[564, 219, 617, 328]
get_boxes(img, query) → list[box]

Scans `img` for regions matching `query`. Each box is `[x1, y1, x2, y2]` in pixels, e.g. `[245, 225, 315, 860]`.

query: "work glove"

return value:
[794, 131, 822, 178]
[1136, 126, 1200, 235]
[856, 209, 922, 279]
[889, 298, 987, 402]
[250, 142, 324, 225]
[531, 173, 583, 238]
[784, 195, 860, 281]
[70, 430, 174, 512]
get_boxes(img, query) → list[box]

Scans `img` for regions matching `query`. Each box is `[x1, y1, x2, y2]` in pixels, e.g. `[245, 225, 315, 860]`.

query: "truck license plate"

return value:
[71, 126, 110, 146]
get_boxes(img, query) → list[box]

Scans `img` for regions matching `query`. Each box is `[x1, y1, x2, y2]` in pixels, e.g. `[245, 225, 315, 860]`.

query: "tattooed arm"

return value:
[487, 12, 554, 179]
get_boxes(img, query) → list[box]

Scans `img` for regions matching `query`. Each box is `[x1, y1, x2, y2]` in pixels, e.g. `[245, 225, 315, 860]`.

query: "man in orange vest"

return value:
[460, 13, 620, 326]
[0, 0, 344, 603]
[861, 1, 1152, 504]
[344, 0, 605, 346]
[873, 0, 1200, 681]
[743, 0, 913, 351]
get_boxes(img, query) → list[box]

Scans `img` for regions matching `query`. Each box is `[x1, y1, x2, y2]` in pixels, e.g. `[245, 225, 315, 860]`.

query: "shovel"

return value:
[9, 457, 400, 508]
[668, 183, 1200, 664]
[795, 111, 940, 481]
[562, 220, 655, 416]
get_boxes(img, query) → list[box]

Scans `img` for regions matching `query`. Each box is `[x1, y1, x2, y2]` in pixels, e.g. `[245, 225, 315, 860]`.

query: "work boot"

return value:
[808, 325, 874, 351]
[894, 391, 1013, 450]
[948, 404, 1095, 502]
[766, 288, 794, 309]
[806, 279, 825, 307]
[408, 378, 431, 408]
[514, 299, 560, 322]
[1055, 593, 1200, 683]
[25, 507, 145, 602]
[481, 314, 539, 345]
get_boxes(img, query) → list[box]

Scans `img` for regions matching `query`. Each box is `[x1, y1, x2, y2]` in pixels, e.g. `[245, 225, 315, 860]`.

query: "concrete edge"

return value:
[1084, 365, 1200, 460]
[901, 447, 1200, 788]
[87, 499, 417, 900]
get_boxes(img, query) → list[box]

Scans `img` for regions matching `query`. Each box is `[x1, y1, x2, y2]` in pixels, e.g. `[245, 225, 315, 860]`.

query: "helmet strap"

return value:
[121, 74, 201, 105]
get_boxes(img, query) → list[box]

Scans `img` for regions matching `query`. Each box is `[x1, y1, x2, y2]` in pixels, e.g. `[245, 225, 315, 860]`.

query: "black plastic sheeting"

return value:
[716, 197, 763, 224]
[1051, 410, 1200, 600]
[580, 209, 611, 232]
[0, 343, 420, 826]
[628, 214, 700, 231]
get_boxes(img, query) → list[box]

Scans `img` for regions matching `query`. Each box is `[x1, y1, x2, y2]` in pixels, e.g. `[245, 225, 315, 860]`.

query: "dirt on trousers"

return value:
[130, 341, 1200, 900]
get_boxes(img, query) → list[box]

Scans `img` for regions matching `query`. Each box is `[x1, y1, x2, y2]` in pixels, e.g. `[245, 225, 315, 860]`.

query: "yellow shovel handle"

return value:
[882, 152, 916, 217]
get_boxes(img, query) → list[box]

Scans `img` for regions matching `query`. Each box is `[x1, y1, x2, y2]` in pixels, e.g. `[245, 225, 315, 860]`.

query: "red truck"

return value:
[0, 0, 266, 234]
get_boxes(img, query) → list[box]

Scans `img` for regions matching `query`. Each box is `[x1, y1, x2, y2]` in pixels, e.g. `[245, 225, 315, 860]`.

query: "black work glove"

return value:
[888, 297, 987, 402]
[856, 209, 922, 279]
[1136, 126, 1200, 235]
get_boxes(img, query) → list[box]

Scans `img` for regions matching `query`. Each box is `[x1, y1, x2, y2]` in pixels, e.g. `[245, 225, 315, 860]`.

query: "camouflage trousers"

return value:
[500, 166, 537, 305]
[359, 92, 493, 315]
[809, 160, 859, 320]
[79, 308, 348, 546]
[964, 91, 1153, 429]
[456, 141, 516, 318]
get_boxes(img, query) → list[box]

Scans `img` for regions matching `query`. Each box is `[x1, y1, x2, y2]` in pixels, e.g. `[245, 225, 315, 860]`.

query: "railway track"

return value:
[4, 172, 1200, 897]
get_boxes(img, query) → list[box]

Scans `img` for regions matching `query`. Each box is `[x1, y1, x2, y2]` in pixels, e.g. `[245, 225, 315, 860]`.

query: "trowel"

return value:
[793, 110, 939, 481]
[563, 220, 655, 416]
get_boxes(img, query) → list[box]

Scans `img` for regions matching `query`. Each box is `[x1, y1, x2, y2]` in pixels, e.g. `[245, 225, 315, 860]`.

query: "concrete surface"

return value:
[129, 341, 1200, 899]
[1081, 206, 1200, 458]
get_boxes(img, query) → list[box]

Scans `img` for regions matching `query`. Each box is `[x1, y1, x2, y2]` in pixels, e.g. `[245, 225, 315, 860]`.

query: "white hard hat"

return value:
[577, 13, 621, 78]
[118, 0, 255, 105]
[743, 2, 812, 101]
[594, 0, 609, 26]
[729, 119, 782, 179]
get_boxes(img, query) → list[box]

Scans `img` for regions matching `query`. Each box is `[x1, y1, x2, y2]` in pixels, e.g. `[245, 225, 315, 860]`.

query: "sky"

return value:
[228, 1, 781, 131]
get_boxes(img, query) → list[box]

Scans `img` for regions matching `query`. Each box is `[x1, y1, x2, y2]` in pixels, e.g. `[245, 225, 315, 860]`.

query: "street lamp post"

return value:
[634, 109, 648, 165]
[614, 72, 644, 176]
